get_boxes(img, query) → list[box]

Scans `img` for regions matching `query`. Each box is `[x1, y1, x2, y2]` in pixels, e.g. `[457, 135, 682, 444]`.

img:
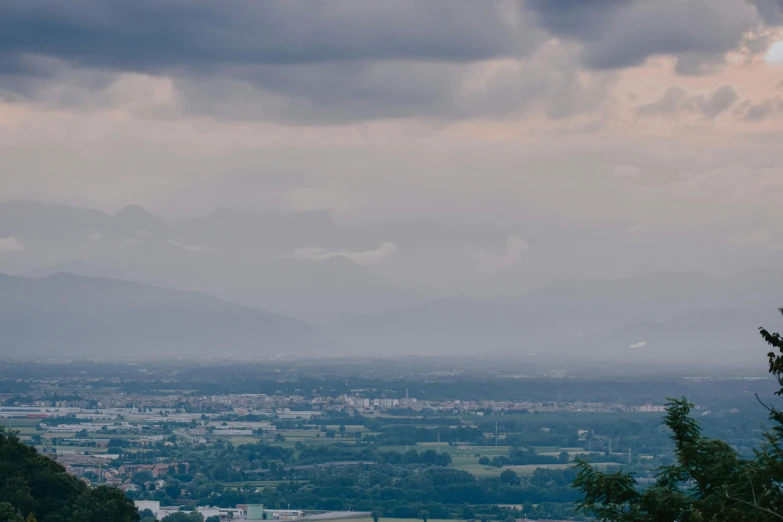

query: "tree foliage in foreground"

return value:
[574, 307, 783, 521]
[0, 427, 139, 522]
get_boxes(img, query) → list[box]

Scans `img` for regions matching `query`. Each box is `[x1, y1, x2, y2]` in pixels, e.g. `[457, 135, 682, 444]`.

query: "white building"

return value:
[134, 501, 161, 518]
[211, 428, 253, 436]
[267, 509, 305, 520]
[378, 399, 399, 409]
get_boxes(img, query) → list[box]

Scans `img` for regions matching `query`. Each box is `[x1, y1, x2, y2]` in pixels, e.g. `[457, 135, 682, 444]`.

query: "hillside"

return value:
[0, 427, 139, 521]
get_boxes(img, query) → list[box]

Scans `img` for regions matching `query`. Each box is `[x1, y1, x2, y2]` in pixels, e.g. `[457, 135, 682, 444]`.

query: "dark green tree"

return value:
[72, 486, 141, 522]
[573, 307, 783, 521]
[0, 427, 139, 522]
[164, 482, 182, 500]
[0, 502, 24, 522]
[499, 468, 519, 485]
[418, 509, 430, 522]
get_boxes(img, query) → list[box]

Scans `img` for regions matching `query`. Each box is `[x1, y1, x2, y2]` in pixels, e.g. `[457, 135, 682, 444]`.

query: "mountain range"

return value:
[0, 264, 778, 364]
[0, 200, 427, 322]
[2, 200, 782, 364]
[0, 272, 330, 358]
[327, 268, 783, 364]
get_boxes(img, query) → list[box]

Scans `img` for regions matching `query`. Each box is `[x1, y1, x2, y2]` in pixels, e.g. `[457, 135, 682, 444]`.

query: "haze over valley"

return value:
[0, 200, 780, 366]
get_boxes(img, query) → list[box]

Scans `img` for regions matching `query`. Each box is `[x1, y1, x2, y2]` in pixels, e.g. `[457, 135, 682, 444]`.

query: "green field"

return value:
[0, 418, 40, 428]
[322, 425, 369, 432]
[378, 443, 509, 456]
[455, 461, 619, 477]
[1, 418, 46, 441]
[3, 413, 629, 483]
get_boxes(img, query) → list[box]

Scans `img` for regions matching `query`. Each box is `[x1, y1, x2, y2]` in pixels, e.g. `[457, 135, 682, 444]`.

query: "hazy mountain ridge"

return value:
[608, 308, 766, 347]
[0, 272, 332, 357]
[25, 259, 137, 281]
[3, 201, 783, 357]
[328, 268, 783, 361]
[0, 201, 426, 321]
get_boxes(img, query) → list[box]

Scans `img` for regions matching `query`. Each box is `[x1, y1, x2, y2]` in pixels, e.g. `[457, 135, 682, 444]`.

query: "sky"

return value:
[2, 0, 783, 276]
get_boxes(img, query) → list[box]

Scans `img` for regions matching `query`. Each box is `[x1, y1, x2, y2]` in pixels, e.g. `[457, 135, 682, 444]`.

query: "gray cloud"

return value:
[526, 0, 760, 73]
[3, 0, 762, 79]
[170, 39, 615, 122]
[0, 236, 25, 252]
[0, 2, 534, 120]
[0, 1, 570, 122]
[469, 235, 530, 273]
[638, 86, 693, 115]
[0, 0, 776, 122]
[750, 0, 783, 23]
[638, 84, 739, 118]
[292, 242, 398, 266]
[698, 85, 741, 117]
[0, 1, 522, 71]
[742, 96, 783, 120]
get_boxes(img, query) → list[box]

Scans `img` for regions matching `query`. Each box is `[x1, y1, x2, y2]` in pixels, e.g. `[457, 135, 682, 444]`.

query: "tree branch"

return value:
[725, 491, 783, 520]
[756, 393, 773, 413]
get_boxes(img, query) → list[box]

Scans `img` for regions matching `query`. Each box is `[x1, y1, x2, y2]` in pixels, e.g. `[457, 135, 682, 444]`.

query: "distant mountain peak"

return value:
[112, 205, 163, 232]
[115, 204, 159, 220]
[26, 259, 130, 281]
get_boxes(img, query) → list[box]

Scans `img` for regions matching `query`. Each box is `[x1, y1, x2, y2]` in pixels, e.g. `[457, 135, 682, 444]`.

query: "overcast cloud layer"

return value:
[2, 0, 783, 293]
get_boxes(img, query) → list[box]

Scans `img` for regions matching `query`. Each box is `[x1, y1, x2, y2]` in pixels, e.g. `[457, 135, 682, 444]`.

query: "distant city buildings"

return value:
[134, 501, 368, 521]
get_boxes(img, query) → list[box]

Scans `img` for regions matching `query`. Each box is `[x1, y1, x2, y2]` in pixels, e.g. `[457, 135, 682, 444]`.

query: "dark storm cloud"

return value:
[750, 0, 783, 23]
[524, 0, 629, 41]
[525, 0, 760, 72]
[0, 0, 546, 120]
[0, 1, 520, 73]
[637, 85, 739, 118]
[2, 0, 764, 76]
[0, 0, 776, 122]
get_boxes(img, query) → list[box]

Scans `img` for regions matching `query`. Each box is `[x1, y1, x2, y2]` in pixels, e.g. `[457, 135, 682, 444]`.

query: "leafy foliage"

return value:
[574, 307, 783, 521]
[0, 427, 139, 522]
